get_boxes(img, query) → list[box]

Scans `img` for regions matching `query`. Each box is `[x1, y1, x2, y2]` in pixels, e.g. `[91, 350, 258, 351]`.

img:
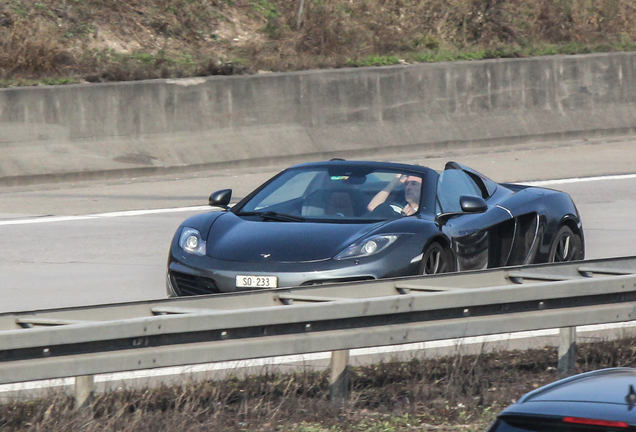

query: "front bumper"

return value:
[167, 243, 420, 296]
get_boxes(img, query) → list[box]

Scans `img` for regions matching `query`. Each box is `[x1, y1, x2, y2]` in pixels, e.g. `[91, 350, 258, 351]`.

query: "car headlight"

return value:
[334, 234, 399, 260]
[179, 227, 206, 256]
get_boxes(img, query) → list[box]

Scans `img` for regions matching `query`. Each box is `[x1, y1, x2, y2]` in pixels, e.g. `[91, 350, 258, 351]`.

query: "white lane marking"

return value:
[0, 206, 211, 226]
[1, 173, 635, 227]
[2, 320, 634, 394]
[521, 173, 636, 187]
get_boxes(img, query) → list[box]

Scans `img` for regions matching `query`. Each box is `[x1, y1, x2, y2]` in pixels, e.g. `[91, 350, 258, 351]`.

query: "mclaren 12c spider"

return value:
[167, 160, 584, 296]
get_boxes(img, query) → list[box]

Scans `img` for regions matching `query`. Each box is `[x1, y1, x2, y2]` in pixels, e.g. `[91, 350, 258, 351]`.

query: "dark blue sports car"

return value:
[487, 368, 636, 431]
[167, 160, 584, 296]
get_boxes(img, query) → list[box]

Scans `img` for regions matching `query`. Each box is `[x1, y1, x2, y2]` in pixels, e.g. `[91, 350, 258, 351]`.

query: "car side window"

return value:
[435, 169, 482, 214]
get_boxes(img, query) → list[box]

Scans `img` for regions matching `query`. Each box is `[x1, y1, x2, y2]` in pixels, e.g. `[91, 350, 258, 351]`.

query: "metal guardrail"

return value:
[2, 256, 636, 404]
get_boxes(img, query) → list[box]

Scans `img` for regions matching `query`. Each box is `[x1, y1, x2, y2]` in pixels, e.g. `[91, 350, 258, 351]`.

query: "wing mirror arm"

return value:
[209, 189, 232, 210]
[435, 211, 463, 223]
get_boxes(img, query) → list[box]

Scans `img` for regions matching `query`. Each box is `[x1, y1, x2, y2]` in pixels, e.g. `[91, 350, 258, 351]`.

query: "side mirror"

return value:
[209, 189, 232, 209]
[460, 195, 487, 213]
[436, 195, 488, 222]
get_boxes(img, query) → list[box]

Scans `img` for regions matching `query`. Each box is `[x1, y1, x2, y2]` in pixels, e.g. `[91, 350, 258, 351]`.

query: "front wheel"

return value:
[548, 225, 583, 263]
[419, 242, 455, 275]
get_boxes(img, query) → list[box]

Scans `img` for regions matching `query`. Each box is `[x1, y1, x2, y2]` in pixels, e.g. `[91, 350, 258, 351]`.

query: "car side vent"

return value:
[170, 271, 221, 296]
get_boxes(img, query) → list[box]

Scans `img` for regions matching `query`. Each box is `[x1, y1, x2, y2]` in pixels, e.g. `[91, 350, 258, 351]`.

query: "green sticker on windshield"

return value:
[330, 176, 349, 181]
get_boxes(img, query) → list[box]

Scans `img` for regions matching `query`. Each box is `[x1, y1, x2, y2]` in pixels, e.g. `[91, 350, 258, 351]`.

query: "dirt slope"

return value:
[1, 0, 635, 86]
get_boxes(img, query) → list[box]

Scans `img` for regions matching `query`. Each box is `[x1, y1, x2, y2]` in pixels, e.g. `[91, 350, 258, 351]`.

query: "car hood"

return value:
[206, 212, 384, 263]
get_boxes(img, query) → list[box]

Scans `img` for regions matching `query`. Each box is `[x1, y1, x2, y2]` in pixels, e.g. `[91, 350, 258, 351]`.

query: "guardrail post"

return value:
[557, 327, 576, 378]
[74, 375, 95, 408]
[329, 350, 350, 401]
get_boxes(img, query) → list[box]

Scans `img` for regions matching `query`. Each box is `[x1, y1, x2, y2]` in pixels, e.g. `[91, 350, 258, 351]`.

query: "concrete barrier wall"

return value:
[1, 52, 635, 183]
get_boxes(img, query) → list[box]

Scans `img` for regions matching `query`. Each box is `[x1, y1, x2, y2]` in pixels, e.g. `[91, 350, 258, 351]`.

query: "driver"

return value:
[367, 174, 422, 216]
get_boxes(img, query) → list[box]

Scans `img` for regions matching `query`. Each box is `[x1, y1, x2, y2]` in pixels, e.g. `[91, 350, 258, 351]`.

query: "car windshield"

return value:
[235, 166, 425, 221]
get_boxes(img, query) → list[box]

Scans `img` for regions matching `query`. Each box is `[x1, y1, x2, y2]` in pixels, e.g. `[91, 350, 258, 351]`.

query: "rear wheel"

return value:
[548, 225, 582, 263]
[419, 242, 454, 275]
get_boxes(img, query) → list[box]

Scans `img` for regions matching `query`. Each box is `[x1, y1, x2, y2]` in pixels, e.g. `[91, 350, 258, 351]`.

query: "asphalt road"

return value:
[0, 136, 635, 313]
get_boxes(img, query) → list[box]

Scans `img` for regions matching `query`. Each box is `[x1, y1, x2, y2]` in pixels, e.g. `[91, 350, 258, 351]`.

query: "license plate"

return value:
[236, 275, 278, 288]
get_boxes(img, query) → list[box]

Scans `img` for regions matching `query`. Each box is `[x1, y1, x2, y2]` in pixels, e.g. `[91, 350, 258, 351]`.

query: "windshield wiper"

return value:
[236, 211, 306, 222]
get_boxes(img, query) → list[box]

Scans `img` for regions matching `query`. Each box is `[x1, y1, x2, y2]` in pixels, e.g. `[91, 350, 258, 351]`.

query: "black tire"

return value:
[548, 225, 582, 263]
[419, 242, 454, 275]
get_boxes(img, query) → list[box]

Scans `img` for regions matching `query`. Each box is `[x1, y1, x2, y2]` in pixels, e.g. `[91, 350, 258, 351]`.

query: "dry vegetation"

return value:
[0, 0, 636, 86]
[1, 337, 636, 431]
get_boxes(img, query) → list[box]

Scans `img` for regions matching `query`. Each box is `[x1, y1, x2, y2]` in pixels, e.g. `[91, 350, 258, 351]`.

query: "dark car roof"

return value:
[519, 368, 636, 405]
[498, 368, 636, 425]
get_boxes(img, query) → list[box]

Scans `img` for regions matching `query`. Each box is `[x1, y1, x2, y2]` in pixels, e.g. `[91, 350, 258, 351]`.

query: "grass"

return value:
[1, 336, 636, 431]
[0, 0, 636, 86]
